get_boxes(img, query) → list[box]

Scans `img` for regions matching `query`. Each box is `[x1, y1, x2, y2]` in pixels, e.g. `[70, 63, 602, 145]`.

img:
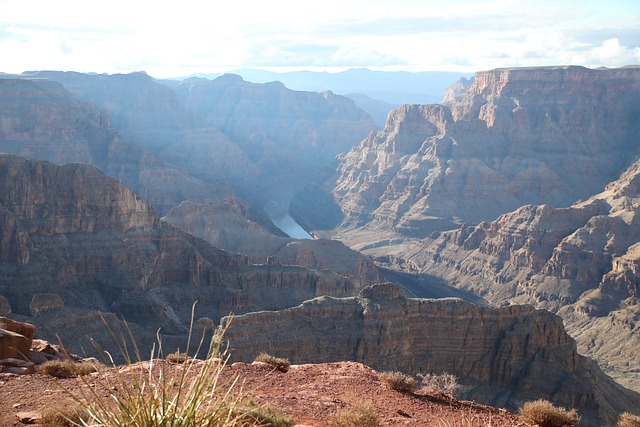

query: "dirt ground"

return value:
[1, 360, 530, 426]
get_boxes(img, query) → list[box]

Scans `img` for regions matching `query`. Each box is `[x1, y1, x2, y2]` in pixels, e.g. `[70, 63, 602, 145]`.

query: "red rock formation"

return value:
[224, 283, 640, 426]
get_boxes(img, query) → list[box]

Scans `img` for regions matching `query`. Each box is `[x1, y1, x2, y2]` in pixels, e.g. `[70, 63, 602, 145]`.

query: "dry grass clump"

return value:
[38, 406, 90, 426]
[518, 399, 580, 427]
[165, 350, 189, 363]
[39, 359, 99, 378]
[254, 353, 291, 372]
[234, 400, 294, 427]
[378, 371, 417, 392]
[618, 412, 640, 427]
[58, 306, 267, 427]
[328, 402, 380, 427]
[419, 372, 460, 398]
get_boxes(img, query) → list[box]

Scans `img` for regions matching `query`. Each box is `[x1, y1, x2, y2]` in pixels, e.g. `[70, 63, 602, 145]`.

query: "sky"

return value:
[1, 0, 638, 78]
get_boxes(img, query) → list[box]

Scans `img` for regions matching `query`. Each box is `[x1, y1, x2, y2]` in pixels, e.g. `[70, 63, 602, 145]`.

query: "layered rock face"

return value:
[0, 155, 357, 354]
[19, 72, 376, 208]
[1, 73, 382, 282]
[400, 156, 640, 391]
[0, 76, 383, 294]
[0, 78, 227, 214]
[309, 66, 640, 237]
[224, 283, 640, 426]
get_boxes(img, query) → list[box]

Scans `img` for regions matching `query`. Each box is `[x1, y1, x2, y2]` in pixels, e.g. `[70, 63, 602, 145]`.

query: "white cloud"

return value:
[0, 0, 638, 76]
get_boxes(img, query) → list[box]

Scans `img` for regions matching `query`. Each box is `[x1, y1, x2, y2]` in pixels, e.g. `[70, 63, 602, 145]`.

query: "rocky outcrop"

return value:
[224, 283, 640, 426]
[0, 155, 359, 355]
[300, 66, 640, 237]
[0, 295, 11, 315]
[0, 317, 34, 360]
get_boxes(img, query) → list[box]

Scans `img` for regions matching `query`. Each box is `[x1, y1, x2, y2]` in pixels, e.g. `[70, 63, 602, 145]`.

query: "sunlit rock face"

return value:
[305, 66, 640, 236]
[224, 283, 640, 427]
[406, 155, 640, 392]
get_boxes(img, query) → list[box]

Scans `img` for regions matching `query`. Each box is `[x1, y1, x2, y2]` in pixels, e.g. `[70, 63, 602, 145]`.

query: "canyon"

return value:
[294, 66, 640, 394]
[2, 66, 640, 425]
[224, 282, 640, 426]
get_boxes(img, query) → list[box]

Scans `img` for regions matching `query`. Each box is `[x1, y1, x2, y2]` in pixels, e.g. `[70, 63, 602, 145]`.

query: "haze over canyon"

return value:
[1, 65, 640, 426]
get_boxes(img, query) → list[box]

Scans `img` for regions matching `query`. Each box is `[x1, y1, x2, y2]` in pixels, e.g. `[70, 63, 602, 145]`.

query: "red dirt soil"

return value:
[0, 360, 530, 426]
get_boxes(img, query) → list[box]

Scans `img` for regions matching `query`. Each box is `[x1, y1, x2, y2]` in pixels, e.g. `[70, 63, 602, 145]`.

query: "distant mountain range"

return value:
[167, 68, 473, 126]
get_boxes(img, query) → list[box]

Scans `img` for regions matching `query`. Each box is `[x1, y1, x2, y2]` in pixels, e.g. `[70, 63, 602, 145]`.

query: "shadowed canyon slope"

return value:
[0, 155, 359, 353]
[295, 66, 640, 237]
[20, 71, 376, 207]
[0, 75, 381, 284]
[224, 283, 640, 426]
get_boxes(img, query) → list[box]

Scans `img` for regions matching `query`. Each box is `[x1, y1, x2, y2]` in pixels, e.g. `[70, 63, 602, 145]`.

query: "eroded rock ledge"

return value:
[224, 283, 640, 426]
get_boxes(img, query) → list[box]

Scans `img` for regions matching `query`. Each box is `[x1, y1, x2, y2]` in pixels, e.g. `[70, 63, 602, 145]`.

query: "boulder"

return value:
[0, 317, 35, 361]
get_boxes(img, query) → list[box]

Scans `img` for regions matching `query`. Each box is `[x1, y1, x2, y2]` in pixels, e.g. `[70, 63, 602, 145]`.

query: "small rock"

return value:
[15, 411, 40, 424]
[3, 366, 35, 375]
[27, 351, 48, 365]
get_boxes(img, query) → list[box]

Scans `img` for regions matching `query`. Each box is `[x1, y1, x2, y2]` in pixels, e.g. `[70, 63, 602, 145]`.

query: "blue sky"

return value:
[1, 0, 638, 77]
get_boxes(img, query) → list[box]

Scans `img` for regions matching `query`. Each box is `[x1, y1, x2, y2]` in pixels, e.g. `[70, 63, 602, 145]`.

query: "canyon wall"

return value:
[301, 66, 640, 237]
[0, 76, 381, 286]
[0, 155, 357, 351]
[224, 283, 640, 426]
[403, 156, 640, 390]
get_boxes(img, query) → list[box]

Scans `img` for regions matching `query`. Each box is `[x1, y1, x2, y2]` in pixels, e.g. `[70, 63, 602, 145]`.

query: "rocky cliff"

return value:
[19, 72, 376, 210]
[224, 283, 640, 426]
[301, 66, 640, 237]
[0, 75, 383, 290]
[383, 154, 640, 391]
[0, 155, 357, 354]
[0, 77, 228, 214]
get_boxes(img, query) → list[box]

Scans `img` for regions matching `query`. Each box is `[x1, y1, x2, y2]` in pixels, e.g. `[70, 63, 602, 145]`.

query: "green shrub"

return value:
[618, 412, 640, 427]
[328, 402, 380, 427]
[518, 399, 580, 427]
[39, 359, 99, 378]
[378, 371, 417, 392]
[254, 353, 291, 372]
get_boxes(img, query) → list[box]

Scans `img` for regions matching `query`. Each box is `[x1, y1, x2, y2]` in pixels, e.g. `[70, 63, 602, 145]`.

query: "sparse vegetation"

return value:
[234, 400, 294, 427]
[254, 352, 291, 372]
[419, 372, 460, 398]
[518, 399, 580, 427]
[39, 359, 99, 378]
[58, 305, 266, 427]
[39, 406, 90, 426]
[618, 412, 640, 427]
[328, 402, 380, 427]
[438, 414, 493, 427]
[165, 350, 189, 363]
[378, 371, 417, 392]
